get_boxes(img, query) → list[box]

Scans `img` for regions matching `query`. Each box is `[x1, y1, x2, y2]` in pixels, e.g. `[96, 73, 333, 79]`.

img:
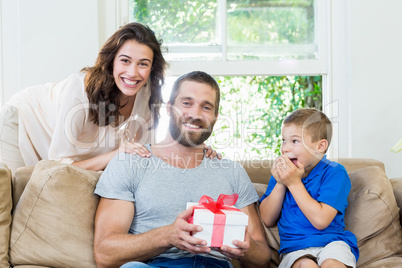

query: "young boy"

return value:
[259, 108, 359, 268]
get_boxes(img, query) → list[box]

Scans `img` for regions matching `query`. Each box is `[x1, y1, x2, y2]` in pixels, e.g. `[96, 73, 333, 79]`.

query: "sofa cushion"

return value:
[253, 182, 268, 199]
[336, 158, 385, 174]
[9, 160, 101, 268]
[390, 177, 402, 227]
[11, 266, 50, 268]
[0, 163, 12, 267]
[252, 165, 402, 268]
[241, 158, 385, 185]
[345, 166, 402, 267]
[253, 183, 280, 267]
[359, 257, 402, 268]
[239, 159, 273, 184]
[12, 165, 35, 210]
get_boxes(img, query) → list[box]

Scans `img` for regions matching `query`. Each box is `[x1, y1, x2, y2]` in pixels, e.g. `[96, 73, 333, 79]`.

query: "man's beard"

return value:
[169, 112, 215, 147]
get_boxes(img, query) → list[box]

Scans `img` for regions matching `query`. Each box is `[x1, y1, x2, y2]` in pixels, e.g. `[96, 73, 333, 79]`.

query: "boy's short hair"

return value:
[283, 108, 333, 147]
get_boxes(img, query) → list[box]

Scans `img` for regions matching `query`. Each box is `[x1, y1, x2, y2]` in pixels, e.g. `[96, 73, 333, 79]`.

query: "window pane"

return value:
[129, 0, 317, 62]
[130, 0, 222, 61]
[227, 0, 317, 60]
[211, 75, 322, 160]
[156, 75, 322, 160]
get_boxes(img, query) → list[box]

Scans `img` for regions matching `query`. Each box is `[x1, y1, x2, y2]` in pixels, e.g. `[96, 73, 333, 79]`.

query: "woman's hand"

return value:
[118, 141, 151, 158]
[203, 144, 222, 160]
[118, 142, 221, 159]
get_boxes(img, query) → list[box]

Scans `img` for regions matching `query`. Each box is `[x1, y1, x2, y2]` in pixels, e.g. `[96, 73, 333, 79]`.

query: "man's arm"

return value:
[219, 203, 271, 268]
[94, 197, 211, 268]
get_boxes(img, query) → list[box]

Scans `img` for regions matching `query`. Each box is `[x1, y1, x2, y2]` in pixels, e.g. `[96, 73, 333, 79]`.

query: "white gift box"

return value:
[187, 202, 248, 248]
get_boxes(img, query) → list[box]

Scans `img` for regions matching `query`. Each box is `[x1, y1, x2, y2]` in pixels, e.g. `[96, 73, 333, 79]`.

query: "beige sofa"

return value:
[0, 158, 401, 268]
[239, 158, 402, 268]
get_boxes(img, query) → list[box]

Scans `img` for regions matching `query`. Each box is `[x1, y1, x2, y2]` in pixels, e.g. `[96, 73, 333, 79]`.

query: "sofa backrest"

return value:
[238, 158, 386, 184]
[3, 157, 400, 268]
[9, 161, 101, 268]
[250, 158, 402, 268]
[0, 163, 12, 267]
[10, 158, 388, 211]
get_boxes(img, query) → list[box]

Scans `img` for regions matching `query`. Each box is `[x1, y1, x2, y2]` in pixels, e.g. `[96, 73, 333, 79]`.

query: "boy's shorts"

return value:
[279, 241, 356, 268]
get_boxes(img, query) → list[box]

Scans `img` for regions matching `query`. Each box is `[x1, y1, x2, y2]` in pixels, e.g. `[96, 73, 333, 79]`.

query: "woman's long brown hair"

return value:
[83, 22, 167, 128]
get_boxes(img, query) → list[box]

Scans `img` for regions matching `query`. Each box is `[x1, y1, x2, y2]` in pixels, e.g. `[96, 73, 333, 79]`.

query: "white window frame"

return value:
[100, 0, 328, 75]
[0, 0, 350, 159]
[114, 0, 329, 77]
[92, 0, 352, 159]
[99, 0, 339, 155]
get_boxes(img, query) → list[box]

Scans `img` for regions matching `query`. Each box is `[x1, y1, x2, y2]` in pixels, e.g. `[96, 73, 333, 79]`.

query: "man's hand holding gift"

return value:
[217, 226, 250, 258]
[166, 206, 211, 254]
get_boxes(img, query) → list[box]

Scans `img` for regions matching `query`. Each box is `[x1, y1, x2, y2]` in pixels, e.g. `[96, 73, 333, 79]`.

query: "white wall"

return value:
[1, 0, 401, 178]
[347, 0, 402, 178]
[0, 0, 99, 102]
[308, 0, 402, 179]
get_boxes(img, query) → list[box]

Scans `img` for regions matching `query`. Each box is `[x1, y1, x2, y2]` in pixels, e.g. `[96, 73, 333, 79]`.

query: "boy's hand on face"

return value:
[271, 160, 284, 185]
[276, 155, 304, 187]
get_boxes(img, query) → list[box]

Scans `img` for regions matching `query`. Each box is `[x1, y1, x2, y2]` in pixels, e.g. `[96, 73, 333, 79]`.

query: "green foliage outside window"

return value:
[132, 0, 315, 47]
[210, 76, 322, 159]
[130, 0, 321, 160]
[132, 0, 218, 44]
[227, 0, 315, 45]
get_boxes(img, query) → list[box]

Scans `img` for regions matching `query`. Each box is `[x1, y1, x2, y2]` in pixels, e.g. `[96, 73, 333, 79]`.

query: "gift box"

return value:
[187, 194, 248, 248]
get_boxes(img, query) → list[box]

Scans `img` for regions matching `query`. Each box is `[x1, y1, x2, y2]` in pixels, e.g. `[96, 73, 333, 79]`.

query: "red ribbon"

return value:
[188, 194, 240, 247]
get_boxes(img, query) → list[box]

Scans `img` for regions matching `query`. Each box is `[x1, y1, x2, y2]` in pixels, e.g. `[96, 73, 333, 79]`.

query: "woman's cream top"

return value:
[7, 72, 154, 166]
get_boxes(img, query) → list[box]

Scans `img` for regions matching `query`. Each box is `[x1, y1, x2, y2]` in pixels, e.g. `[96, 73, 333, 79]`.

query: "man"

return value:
[94, 71, 270, 268]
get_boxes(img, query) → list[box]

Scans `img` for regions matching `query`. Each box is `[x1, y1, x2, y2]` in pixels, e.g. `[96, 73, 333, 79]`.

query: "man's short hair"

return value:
[169, 71, 220, 115]
[283, 108, 333, 147]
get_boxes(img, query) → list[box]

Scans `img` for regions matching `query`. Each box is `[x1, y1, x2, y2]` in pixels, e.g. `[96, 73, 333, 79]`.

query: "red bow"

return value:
[189, 194, 240, 247]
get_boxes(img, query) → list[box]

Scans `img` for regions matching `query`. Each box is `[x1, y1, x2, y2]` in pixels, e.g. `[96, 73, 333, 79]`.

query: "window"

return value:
[128, 0, 327, 76]
[132, 0, 317, 61]
[125, 0, 327, 160]
[213, 75, 322, 159]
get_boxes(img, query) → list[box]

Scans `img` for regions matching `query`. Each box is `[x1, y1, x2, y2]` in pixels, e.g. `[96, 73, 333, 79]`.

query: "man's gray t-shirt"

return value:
[94, 145, 259, 260]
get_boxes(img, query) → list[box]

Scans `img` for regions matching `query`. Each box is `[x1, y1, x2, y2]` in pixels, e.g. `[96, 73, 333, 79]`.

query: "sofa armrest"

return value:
[0, 163, 12, 267]
[390, 177, 402, 226]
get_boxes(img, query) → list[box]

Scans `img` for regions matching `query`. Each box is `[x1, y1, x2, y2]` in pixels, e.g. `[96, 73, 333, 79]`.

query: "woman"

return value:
[0, 23, 217, 174]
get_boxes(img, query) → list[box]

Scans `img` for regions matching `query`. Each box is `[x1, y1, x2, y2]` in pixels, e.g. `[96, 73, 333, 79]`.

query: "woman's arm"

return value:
[72, 142, 153, 171]
[71, 150, 118, 171]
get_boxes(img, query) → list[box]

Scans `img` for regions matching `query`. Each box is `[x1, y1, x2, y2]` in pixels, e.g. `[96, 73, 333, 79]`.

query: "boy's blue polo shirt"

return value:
[260, 156, 359, 261]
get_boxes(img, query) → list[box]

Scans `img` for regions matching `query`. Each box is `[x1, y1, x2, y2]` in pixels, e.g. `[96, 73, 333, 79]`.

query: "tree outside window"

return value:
[130, 0, 322, 160]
